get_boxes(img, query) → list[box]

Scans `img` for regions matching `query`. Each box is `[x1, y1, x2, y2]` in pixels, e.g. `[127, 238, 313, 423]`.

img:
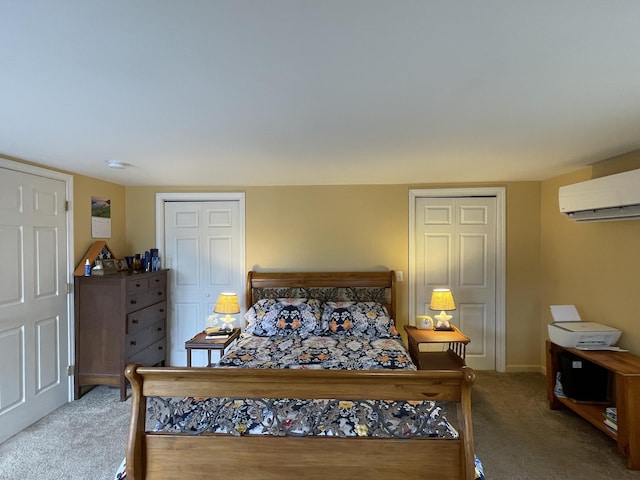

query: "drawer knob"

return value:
[158, 346, 164, 350]
[131, 319, 139, 324]
[130, 299, 137, 305]
[130, 340, 137, 346]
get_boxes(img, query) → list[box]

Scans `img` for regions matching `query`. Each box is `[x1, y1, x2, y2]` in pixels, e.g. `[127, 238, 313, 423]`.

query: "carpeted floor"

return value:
[1, 372, 639, 479]
[0, 385, 130, 480]
[473, 371, 639, 479]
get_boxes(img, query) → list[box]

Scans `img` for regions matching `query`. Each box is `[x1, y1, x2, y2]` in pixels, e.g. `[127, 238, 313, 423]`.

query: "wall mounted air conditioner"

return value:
[559, 168, 640, 222]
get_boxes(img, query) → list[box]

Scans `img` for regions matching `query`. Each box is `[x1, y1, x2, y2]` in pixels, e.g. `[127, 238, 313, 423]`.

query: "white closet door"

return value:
[0, 167, 69, 443]
[164, 200, 244, 366]
[415, 196, 497, 370]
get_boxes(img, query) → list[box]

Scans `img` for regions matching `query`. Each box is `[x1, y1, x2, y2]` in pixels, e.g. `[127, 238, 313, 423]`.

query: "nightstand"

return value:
[185, 328, 241, 367]
[404, 325, 470, 370]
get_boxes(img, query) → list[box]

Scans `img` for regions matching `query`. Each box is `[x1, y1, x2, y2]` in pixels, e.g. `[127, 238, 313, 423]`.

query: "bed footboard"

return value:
[125, 365, 476, 480]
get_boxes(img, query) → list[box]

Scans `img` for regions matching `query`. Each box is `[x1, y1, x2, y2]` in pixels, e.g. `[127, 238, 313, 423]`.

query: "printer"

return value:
[548, 305, 621, 349]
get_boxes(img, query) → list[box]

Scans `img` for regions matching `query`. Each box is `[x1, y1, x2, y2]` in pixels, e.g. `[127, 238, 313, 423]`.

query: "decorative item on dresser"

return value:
[74, 240, 115, 276]
[74, 269, 168, 401]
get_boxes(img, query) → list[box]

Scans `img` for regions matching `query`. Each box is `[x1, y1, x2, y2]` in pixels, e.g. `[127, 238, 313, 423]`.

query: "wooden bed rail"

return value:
[124, 364, 476, 480]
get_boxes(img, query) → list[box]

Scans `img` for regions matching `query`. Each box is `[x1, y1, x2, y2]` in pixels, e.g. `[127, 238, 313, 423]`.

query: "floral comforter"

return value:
[147, 334, 458, 438]
[146, 395, 457, 438]
[218, 332, 415, 370]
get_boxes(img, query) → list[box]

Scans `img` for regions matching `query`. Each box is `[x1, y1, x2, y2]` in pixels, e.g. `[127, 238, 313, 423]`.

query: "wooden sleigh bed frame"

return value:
[124, 271, 477, 480]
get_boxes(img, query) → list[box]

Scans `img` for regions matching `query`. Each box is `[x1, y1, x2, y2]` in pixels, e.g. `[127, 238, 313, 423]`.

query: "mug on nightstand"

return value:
[416, 315, 434, 330]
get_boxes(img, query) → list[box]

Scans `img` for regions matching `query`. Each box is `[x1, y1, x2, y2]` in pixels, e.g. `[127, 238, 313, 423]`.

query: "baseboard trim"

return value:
[502, 364, 546, 374]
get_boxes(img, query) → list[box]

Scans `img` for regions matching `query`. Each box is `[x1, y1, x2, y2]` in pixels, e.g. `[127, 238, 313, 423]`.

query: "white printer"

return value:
[548, 305, 622, 350]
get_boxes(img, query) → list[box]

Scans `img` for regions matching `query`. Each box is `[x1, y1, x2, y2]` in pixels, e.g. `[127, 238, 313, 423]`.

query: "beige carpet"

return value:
[1, 372, 639, 479]
[473, 371, 639, 479]
[0, 386, 129, 480]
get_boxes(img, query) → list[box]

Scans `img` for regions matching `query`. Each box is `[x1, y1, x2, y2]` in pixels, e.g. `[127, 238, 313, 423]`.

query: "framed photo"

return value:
[417, 315, 434, 330]
[101, 259, 118, 275]
[114, 259, 129, 271]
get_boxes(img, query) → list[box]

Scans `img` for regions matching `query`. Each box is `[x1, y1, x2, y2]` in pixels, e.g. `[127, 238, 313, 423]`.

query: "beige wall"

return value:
[73, 174, 126, 268]
[245, 185, 408, 271]
[540, 153, 640, 360]
[123, 182, 542, 370]
[504, 182, 542, 370]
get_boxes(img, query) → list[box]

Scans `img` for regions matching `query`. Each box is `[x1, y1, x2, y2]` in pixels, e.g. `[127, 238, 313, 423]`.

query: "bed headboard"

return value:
[246, 271, 396, 320]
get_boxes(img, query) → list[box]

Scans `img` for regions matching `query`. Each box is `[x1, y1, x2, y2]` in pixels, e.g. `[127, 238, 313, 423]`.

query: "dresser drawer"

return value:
[126, 276, 149, 294]
[148, 271, 166, 289]
[127, 337, 166, 366]
[125, 320, 165, 358]
[126, 271, 166, 293]
[127, 301, 167, 334]
[126, 286, 167, 313]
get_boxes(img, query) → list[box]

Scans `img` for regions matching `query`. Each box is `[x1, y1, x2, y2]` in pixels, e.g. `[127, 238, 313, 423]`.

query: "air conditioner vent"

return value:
[559, 169, 640, 222]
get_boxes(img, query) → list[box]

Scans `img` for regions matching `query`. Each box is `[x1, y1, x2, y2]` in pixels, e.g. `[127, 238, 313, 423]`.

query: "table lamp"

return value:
[430, 288, 456, 330]
[214, 292, 240, 331]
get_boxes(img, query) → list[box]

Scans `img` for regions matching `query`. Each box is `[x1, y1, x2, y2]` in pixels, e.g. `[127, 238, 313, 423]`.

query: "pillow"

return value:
[245, 298, 323, 337]
[321, 302, 398, 338]
[277, 297, 308, 306]
[325, 301, 355, 308]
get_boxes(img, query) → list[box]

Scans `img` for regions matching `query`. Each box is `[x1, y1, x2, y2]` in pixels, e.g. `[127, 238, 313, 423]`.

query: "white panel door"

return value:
[164, 201, 244, 366]
[0, 168, 69, 443]
[415, 196, 497, 370]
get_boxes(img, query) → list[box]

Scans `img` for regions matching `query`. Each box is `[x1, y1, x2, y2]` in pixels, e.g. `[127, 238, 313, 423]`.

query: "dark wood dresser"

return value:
[74, 269, 168, 400]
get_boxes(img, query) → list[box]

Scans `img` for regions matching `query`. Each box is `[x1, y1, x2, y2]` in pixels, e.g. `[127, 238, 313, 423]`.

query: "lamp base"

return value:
[219, 314, 235, 332]
[434, 311, 453, 330]
[433, 325, 455, 331]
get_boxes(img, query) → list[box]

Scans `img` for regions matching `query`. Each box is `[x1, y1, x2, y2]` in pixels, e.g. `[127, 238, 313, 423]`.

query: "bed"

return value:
[118, 271, 482, 480]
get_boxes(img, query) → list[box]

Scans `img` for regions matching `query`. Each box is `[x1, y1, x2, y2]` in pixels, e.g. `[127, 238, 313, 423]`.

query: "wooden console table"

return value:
[546, 340, 640, 469]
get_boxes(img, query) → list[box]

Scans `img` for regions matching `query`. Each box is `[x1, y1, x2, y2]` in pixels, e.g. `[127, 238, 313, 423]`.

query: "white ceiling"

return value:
[1, 1, 640, 187]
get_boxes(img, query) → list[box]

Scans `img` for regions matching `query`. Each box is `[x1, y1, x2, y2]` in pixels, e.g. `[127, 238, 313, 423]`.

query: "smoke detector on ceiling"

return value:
[106, 160, 126, 169]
